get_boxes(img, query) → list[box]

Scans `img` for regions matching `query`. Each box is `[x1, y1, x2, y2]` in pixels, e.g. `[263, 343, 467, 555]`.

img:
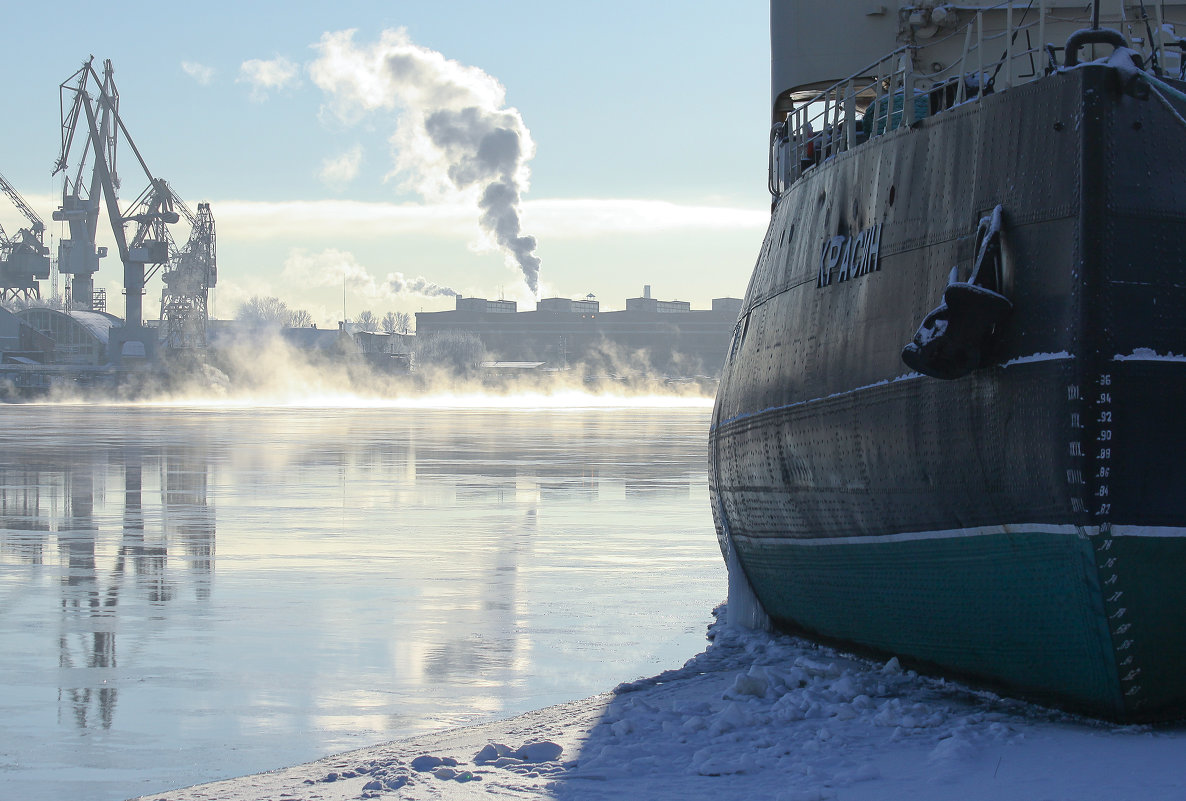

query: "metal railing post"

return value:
[792, 107, 801, 179]
[822, 96, 830, 157]
[845, 79, 857, 150]
[957, 22, 973, 103]
[1005, 2, 1014, 89]
[1039, 0, 1047, 69]
[831, 86, 842, 154]
[1156, 2, 1167, 74]
[874, 57, 885, 133]
[977, 11, 985, 101]
[903, 57, 916, 126]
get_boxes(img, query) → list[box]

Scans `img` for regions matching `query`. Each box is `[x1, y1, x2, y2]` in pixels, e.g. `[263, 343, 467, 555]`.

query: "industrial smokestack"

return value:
[310, 29, 542, 295]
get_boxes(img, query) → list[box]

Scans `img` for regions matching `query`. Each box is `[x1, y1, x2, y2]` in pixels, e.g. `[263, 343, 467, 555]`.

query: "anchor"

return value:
[901, 204, 1013, 380]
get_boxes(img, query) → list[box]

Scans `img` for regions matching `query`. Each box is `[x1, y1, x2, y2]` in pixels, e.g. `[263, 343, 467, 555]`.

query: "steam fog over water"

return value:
[0, 401, 723, 801]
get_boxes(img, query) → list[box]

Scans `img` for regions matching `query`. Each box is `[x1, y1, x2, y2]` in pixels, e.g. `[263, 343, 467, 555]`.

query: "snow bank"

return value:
[135, 605, 1186, 801]
[1114, 347, 1186, 362]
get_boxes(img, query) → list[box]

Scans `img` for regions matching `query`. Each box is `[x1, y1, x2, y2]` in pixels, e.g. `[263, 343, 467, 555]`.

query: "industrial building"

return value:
[415, 288, 743, 376]
[0, 306, 53, 358]
[15, 307, 120, 365]
[0, 305, 123, 395]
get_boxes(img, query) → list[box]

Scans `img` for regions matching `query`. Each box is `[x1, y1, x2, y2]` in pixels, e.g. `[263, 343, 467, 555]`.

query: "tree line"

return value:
[235, 295, 412, 333]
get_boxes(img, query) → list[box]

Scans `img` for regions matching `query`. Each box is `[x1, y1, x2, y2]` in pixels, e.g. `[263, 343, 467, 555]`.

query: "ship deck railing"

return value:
[771, 0, 1186, 197]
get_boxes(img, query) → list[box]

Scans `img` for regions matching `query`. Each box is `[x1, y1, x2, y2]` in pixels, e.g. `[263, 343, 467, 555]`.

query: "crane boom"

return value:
[0, 171, 46, 238]
[0, 171, 51, 302]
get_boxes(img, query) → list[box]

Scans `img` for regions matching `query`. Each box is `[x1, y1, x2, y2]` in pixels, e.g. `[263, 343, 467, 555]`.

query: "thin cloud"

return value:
[181, 61, 215, 85]
[525, 199, 769, 237]
[238, 56, 301, 100]
[282, 248, 377, 291]
[280, 248, 457, 300]
[318, 146, 363, 189]
[210, 198, 767, 241]
[214, 199, 475, 241]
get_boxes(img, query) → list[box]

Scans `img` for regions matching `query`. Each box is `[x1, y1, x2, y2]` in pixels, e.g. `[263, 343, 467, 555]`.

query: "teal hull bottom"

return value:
[735, 527, 1186, 721]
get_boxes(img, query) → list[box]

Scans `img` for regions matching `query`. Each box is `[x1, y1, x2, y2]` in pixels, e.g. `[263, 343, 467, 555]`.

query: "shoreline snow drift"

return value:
[134, 605, 1186, 801]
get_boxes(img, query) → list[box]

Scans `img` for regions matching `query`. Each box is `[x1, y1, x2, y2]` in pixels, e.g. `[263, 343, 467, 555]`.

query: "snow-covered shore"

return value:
[135, 607, 1186, 801]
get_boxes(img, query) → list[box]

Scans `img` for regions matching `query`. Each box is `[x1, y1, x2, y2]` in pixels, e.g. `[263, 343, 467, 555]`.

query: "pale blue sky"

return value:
[0, 1, 771, 325]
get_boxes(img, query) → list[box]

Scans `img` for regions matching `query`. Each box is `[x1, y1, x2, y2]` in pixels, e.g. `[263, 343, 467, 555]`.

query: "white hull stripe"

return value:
[733, 522, 1186, 547]
[1112, 525, 1186, 538]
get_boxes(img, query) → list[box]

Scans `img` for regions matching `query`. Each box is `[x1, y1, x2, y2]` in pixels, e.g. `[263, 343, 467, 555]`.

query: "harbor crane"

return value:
[159, 192, 217, 354]
[51, 60, 112, 312]
[0, 171, 51, 302]
[53, 57, 181, 362]
[123, 178, 218, 354]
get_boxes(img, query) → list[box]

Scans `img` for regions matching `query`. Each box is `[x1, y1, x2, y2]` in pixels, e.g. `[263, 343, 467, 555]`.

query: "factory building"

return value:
[455, 297, 517, 314]
[0, 307, 55, 361]
[536, 297, 600, 314]
[415, 289, 743, 376]
[15, 307, 121, 366]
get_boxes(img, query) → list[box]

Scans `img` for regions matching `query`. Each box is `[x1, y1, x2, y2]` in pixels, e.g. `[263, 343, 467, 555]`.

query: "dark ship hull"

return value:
[710, 62, 1186, 722]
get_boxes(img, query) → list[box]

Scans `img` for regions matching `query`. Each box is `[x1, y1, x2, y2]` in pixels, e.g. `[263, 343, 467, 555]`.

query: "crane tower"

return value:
[160, 200, 216, 354]
[51, 59, 113, 311]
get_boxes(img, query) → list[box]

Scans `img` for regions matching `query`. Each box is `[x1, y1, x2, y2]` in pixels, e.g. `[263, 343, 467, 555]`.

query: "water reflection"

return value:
[0, 446, 219, 732]
[0, 405, 722, 801]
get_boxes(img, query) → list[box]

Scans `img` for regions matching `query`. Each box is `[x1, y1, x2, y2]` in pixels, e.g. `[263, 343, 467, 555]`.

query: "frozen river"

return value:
[0, 399, 724, 801]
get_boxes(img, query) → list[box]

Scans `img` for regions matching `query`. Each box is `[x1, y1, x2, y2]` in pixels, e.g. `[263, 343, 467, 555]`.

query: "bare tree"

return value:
[355, 309, 379, 332]
[2, 294, 64, 313]
[237, 295, 293, 326]
[290, 309, 314, 328]
[395, 311, 412, 333]
[382, 311, 397, 335]
[415, 330, 485, 374]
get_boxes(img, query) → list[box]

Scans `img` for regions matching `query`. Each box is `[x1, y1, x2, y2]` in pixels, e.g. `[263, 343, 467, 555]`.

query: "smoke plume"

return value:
[388, 272, 458, 297]
[310, 29, 542, 294]
[282, 248, 456, 300]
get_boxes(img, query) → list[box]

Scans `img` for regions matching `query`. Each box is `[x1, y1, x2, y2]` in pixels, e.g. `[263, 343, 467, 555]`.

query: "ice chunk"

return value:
[690, 747, 753, 776]
[474, 742, 513, 764]
[410, 755, 443, 772]
[724, 670, 769, 699]
[515, 741, 564, 763]
[708, 701, 751, 736]
[610, 718, 634, 737]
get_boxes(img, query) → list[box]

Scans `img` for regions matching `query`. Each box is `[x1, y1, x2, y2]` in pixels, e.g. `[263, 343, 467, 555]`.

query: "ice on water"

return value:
[0, 403, 722, 801]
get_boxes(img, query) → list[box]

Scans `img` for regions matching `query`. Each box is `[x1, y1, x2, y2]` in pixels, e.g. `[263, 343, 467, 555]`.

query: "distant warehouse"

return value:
[416, 288, 743, 376]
